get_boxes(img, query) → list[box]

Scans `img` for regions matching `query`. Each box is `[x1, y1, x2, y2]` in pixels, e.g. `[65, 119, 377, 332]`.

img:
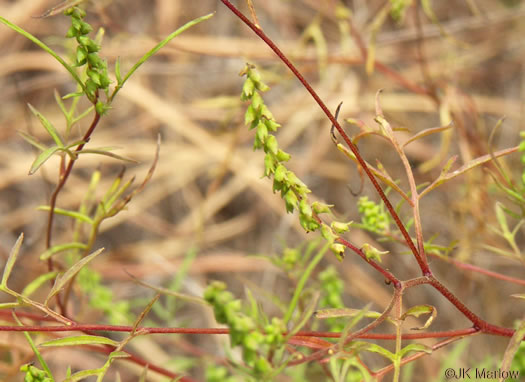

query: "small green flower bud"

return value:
[264, 135, 278, 155]
[75, 46, 88, 66]
[331, 220, 353, 234]
[283, 189, 298, 213]
[320, 223, 337, 243]
[330, 243, 345, 260]
[274, 164, 287, 182]
[312, 201, 333, 215]
[276, 149, 291, 162]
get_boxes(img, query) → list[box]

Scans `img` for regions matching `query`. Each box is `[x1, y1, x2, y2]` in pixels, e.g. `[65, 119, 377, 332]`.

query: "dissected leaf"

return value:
[109, 351, 130, 360]
[79, 149, 138, 163]
[45, 248, 104, 305]
[419, 146, 518, 199]
[65, 368, 102, 382]
[398, 343, 432, 358]
[401, 304, 436, 330]
[126, 273, 206, 306]
[37, 206, 94, 225]
[0, 17, 87, 95]
[18, 130, 47, 151]
[40, 334, 118, 347]
[27, 104, 64, 147]
[315, 308, 382, 320]
[359, 341, 395, 361]
[22, 271, 58, 297]
[132, 293, 160, 334]
[109, 134, 161, 214]
[29, 146, 61, 175]
[500, 317, 525, 379]
[110, 13, 214, 101]
[1, 233, 24, 289]
[40, 242, 88, 260]
[403, 124, 453, 148]
[288, 335, 333, 349]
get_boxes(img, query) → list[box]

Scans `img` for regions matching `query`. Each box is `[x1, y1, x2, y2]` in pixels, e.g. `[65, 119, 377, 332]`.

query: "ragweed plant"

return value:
[218, 1, 523, 381]
[0, 4, 213, 380]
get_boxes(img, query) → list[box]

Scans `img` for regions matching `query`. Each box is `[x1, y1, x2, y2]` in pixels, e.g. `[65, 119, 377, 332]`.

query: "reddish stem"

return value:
[219, 0, 430, 275]
[0, 323, 486, 340]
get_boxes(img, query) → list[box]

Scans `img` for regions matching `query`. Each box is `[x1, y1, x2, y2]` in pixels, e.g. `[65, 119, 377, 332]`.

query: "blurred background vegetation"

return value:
[0, 0, 524, 380]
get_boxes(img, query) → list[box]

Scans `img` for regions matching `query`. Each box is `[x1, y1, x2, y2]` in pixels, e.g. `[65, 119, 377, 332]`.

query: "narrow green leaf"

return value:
[109, 351, 130, 360]
[27, 104, 64, 147]
[36, 0, 87, 18]
[54, 89, 71, 124]
[500, 317, 525, 378]
[138, 365, 148, 382]
[128, 275, 207, 306]
[403, 124, 452, 148]
[115, 57, 122, 84]
[63, 92, 84, 100]
[0, 302, 20, 309]
[17, 130, 46, 151]
[71, 105, 95, 124]
[419, 146, 518, 199]
[22, 271, 58, 297]
[0, 17, 87, 98]
[110, 13, 214, 101]
[287, 291, 319, 340]
[132, 293, 160, 334]
[2, 233, 24, 288]
[37, 206, 94, 225]
[65, 368, 102, 382]
[29, 146, 60, 175]
[40, 334, 118, 347]
[398, 343, 432, 358]
[361, 342, 396, 361]
[40, 242, 88, 261]
[315, 308, 382, 320]
[79, 149, 138, 163]
[45, 248, 104, 305]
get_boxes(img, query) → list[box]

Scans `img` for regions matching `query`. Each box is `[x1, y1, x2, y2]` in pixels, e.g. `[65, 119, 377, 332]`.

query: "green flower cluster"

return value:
[20, 364, 51, 382]
[65, 7, 110, 111]
[357, 196, 389, 234]
[203, 281, 285, 378]
[240, 63, 349, 260]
